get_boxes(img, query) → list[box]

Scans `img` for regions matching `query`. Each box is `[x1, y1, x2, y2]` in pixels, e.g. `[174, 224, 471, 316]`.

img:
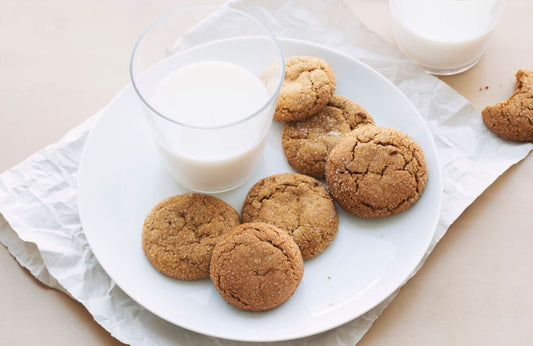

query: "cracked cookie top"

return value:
[209, 222, 304, 311]
[273, 56, 336, 122]
[281, 95, 374, 178]
[241, 173, 338, 259]
[142, 193, 240, 280]
[325, 126, 428, 219]
[482, 70, 533, 142]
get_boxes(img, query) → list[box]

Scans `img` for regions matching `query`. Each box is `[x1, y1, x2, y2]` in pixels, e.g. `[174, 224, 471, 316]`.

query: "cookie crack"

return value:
[327, 127, 427, 218]
[359, 192, 414, 213]
[253, 229, 303, 278]
[307, 68, 325, 110]
[278, 66, 326, 115]
[347, 113, 372, 130]
[249, 231, 291, 262]
[254, 182, 293, 206]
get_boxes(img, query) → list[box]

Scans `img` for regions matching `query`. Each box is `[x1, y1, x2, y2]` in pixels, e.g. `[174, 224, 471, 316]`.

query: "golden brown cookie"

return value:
[325, 126, 428, 219]
[210, 222, 304, 312]
[274, 56, 336, 122]
[142, 193, 240, 280]
[482, 70, 533, 142]
[241, 173, 338, 259]
[281, 95, 374, 178]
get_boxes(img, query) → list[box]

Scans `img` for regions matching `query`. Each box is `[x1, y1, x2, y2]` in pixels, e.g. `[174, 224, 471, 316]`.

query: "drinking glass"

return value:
[130, 5, 285, 192]
[390, 0, 506, 75]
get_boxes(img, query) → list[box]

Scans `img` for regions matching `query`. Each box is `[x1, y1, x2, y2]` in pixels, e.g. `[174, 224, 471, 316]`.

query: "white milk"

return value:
[390, 0, 505, 74]
[149, 61, 270, 192]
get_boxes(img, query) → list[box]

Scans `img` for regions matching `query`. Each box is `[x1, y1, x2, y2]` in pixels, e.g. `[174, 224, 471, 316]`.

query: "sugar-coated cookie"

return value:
[282, 95, 374, 178]
[241, 173, 338, 259]
[274, 56, 336, 122]
[326, 126, 427, 219]
[210, 222, 304, 311]
[142, 193, 240, 280]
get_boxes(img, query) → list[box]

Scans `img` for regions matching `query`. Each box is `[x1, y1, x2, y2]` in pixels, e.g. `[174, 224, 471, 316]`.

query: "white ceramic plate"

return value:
[78, 38, 442, 342]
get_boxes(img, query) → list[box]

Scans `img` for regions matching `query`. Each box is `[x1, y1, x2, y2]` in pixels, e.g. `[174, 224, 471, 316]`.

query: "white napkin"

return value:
[1, 0, 531, 345]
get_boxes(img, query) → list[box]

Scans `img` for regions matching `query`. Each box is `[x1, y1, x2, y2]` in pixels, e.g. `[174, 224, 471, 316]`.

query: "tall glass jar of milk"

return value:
[130, 5, 284, 193]
[389, 0, 506, 75]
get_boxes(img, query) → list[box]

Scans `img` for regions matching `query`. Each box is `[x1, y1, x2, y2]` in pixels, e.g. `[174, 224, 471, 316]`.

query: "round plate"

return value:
[78, 38, 442, 342]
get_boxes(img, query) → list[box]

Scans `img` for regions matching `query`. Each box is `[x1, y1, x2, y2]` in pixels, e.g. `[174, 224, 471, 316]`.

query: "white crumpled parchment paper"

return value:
[1, 0, 532, 345]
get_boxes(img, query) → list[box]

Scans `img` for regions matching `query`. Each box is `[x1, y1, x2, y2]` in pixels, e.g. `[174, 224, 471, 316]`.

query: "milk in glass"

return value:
[149, 61, 270, 192]
[390, 0, 505, 74]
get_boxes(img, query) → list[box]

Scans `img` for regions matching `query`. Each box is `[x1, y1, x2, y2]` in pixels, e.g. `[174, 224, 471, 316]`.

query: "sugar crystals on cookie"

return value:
[326, 126, 428, 219]
[482, 70, 533, 142]
[274, 56, 336, 122]
[282, 95, 374, 178]
[241, 173, 338, 259]
[142, 193, 240, 280]
[210, 222, 304, 311]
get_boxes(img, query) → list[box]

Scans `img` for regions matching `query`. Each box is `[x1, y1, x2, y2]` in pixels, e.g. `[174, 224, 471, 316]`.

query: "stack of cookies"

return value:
[277, 55, 428, 220]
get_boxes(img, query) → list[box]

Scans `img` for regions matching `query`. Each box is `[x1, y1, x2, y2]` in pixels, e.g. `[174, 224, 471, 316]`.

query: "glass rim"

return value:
[129, 5, 285, 130]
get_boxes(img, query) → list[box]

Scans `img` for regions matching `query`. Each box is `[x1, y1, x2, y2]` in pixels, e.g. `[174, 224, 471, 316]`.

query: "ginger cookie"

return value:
[281, 95, 374, 178]
[325, 126, 427, 219]
[142, 193, 240, 280]
[482, 70, 533, 142]
[274, 56, 336, 122]
[241, 173, 338, 259]
[210, 222, 304, 312]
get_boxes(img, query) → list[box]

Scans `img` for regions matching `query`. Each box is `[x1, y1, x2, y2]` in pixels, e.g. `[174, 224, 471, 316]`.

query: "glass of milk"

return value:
[130, 5, 284, 193]
[389, 0, 506, 75]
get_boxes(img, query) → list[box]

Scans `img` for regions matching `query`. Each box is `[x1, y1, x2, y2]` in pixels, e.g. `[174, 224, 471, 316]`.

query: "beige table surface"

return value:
[1, 0, 532, 345]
